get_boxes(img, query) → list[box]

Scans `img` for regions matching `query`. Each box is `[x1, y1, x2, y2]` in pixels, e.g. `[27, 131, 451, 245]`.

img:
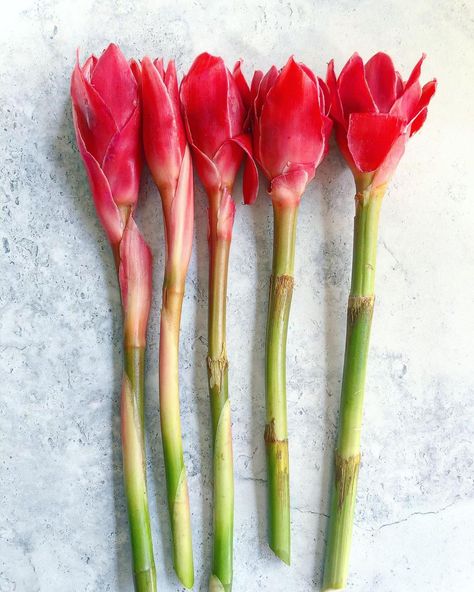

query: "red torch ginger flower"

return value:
[327, 52, 437, 188]
[71, 43, 141, 248]
[180, 52, 258, 239]
[250, 57, 333, 205]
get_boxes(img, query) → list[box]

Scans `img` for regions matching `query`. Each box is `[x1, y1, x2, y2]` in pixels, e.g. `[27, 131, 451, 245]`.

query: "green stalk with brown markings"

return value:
[264, 201, 298, 565]
[323, 183, 384, 591]
[207, 193, 234, 592]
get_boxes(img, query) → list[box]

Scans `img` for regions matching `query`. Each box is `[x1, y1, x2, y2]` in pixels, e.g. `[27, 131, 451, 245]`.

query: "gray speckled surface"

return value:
[1, 1, 474, 590]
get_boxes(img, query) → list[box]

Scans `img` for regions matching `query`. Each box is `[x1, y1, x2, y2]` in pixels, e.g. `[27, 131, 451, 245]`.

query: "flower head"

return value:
[180, 53, 258, 206]
[71, 44, 141, 246]
[250, 57, 332, 205]
[327, 52, 437, 187]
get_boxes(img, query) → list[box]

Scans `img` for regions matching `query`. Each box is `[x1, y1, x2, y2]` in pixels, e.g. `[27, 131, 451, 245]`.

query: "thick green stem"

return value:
[265, 202, 298, 565]
[323, 186, 384, 591]
[122, 345, 157, 592]
[159, 271, 194, 588]
[207, 207, 234, 592]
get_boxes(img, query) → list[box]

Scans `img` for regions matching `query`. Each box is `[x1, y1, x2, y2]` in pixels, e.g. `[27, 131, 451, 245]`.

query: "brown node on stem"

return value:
[207, 344, 228, 393]
[348, 295, 375, 323]
[264, 418, 288, 445]
[271, 274, 294, 315]
[335, 451, 361, 510]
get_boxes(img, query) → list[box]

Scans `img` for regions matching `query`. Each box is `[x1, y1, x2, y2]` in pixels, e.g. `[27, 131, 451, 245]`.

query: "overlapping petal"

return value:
[327, 52, 436, 184]
[250, 57, 331, 202]
[142, 56, 186, 192]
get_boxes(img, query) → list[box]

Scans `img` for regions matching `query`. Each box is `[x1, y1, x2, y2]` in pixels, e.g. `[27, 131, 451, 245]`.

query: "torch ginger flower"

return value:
[71, 44, 156, 592]
[180, 52, 258, 592]
[326, 52, 437, 188]
[248, 56, 332, 565]
[141, 56, 194, 588]
[323, 53, 436, 591]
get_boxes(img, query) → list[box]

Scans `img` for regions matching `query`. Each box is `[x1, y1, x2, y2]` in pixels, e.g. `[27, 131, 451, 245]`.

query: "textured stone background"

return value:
[1, 1, 473, 591]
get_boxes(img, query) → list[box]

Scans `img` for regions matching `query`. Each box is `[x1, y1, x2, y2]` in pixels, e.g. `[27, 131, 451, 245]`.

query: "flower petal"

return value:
[408, 79, 437, 135]
[390, 79, 421, 123]
[326, 59, 345, 126]
[364, 52, 397, 113]
[119, 217, 152, 348]
[347, 112, 404, 172]
[102, 105, 142, 207]
[233, 60, 251, 109]
[91, 44, 138, 129]
[405, 53, 426, 88]
[180, 52, 245, 159]
[372, 134, 407, 187]
[257, 57, 325, 179]
[142, 57, 185, 192]
[72, 106, 123, 246]
[71, 59, 117, 164]
[338, 53, 377, 119]
[227, 133, 259, 204]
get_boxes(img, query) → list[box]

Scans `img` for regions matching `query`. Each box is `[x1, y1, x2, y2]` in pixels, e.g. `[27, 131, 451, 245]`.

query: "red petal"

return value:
[254, 66, 278, 119]
[364, 52, 397, 113]
[233, 60, 251, 109]
[326, 59, 345, 126]
[409, 79, 437, 136]
[227, 133, 259, 204]
[91, 44, 138, 129]
[405, 54, 426, 88]
[338, 53, 377, 119]
[347, 113, 404, 172]
[102, 105, 142, 207]
[317, 77, 331, 116]
[390, 80, 421, 123]
[142, 57, 185, 191]
[119, 217, 152, 348]
[257, 57, 325, 180]
[72, 106, 123, 246]
[373, 134, 407, 187]
[395, 72, 404, 97]
[71, 60, 117, 164]
[180, 53, 245, 159]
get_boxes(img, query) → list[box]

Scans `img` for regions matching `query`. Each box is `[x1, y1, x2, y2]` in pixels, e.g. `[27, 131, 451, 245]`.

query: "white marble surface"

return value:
[1, 1, 473, 591]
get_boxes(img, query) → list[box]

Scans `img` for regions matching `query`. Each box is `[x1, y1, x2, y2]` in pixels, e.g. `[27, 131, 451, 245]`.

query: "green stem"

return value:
[207, 206, 234, 592]
[265, 202, 298, 565]
[323, 186, 384, 591]
[122, 346, 157, 592]
[159, 271, 194, 588]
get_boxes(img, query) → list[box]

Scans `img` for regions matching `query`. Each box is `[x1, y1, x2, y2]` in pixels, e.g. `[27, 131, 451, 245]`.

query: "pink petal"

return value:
[142, 57, 185, 192]
[102, 105, 142, 208]
[364, 52, 397, 113]
[347, 112, 404, 172]
[71, 60, 117, 164]
[165, 145, 194, 274]
[119, 217, 152, 348]
[269, 166, 312, 205]
[338, 53, 377, 119]
[91, 44, 138, 129]
[215, 187, 236, 241]
[72, 106, 123, 246]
